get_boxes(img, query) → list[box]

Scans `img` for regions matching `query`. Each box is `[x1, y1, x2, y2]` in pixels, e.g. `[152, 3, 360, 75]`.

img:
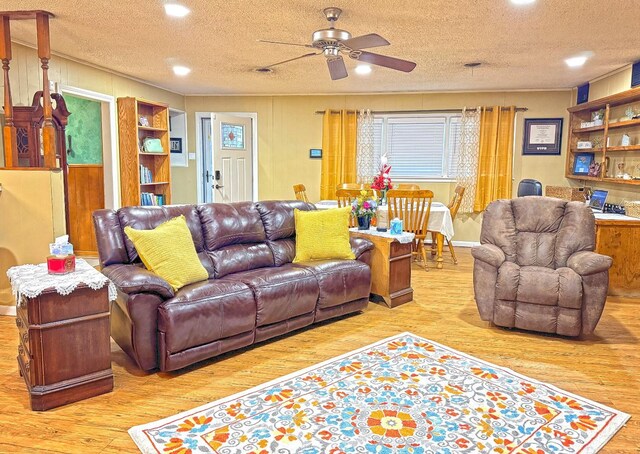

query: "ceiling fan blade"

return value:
[261, 52, 320, 69]
[327, 56, 348, 80]
[341, 33, 390, 50]
[257, 39, 314, 49]
[352, 50, 417, 72]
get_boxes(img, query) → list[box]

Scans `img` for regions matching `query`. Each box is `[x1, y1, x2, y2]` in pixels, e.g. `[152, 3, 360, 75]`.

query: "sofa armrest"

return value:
[102, 264, 175, 299]
[567, 251, 612, 276]
[350, 237, 374, 260]
[471, 244, 506, 268]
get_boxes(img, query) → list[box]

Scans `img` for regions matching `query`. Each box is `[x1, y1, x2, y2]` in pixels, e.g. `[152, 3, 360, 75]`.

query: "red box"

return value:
[47, 255, 76, 275]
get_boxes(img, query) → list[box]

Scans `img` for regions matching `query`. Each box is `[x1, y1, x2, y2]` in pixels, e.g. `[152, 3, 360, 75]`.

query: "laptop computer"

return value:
[588, 189, 608, 212]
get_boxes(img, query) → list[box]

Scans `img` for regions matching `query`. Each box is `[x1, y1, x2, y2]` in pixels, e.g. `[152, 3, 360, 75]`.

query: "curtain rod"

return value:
[315, 107, 528, 114]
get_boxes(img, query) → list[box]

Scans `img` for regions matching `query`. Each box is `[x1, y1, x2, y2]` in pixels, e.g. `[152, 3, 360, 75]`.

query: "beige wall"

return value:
[0, 169, 66, 306]
[182, 90, 573, 242]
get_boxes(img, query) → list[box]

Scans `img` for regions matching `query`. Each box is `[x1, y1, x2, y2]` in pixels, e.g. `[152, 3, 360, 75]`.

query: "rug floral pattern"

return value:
[130, 333, 628, 453]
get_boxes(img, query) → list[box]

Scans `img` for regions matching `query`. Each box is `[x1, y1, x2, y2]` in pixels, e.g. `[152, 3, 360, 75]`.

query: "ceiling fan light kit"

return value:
[258, 7, 416, 80]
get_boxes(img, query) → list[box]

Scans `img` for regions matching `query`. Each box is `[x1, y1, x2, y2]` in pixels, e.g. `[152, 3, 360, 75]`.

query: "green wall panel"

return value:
[65, 94, 103, 165]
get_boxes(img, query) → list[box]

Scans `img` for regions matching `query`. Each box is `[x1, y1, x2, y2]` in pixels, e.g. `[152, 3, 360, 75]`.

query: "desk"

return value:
[349, 228, 415, 308]
[594, 213, 640, 298]
[316, 201, 454, 269]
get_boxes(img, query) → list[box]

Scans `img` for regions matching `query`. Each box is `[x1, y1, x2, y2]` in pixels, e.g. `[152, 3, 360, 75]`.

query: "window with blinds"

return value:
[372, 114, 461, 180]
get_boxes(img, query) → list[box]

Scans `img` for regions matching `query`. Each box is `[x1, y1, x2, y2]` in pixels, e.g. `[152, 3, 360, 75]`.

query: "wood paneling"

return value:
[0, 249, 638, 451]
[596, 219, 640, 297]
[67, 164, 104, 255]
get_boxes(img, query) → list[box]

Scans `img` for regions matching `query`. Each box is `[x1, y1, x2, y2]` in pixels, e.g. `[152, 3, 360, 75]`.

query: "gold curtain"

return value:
[320, 109, 357, 200]
[473, 106, 516, 212]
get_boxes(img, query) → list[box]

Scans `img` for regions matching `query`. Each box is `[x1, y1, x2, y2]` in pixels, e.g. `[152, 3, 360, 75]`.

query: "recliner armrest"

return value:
[102, 264, 175, 299]
[350, 237, 374, 259]
[567, 251, 612, 276]
[471, 244, 506, 268]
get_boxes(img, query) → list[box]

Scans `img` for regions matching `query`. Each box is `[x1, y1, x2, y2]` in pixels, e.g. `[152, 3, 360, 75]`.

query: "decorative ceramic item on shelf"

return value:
[592, 109, 605, 126]
[351, 190, 377, 231]
[617, 162, 626, 178]
[621, 134, 632, 147]
[625, 106, 636, 120]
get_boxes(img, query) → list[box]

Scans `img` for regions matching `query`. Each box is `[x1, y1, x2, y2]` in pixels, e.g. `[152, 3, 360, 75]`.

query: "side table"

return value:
[8, 260, 115, 411]
[350, 228, 415, 308]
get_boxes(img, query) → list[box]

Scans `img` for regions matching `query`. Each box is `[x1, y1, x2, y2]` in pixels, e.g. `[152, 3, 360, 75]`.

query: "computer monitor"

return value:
[589, 189, 608, 211]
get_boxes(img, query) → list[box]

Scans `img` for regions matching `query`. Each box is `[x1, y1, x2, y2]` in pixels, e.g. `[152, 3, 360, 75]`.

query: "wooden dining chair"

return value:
[397, 183, 421, 190]
[293, 184, 309, 202]
[387, 189, 434, 270]
[430, 185, 465, 264]
[336, 188, 374, 228]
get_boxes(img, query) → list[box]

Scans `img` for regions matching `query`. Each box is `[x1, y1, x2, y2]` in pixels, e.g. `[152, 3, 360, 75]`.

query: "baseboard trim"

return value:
[0, 306, 16, 317]
[424, 240, 480, 248]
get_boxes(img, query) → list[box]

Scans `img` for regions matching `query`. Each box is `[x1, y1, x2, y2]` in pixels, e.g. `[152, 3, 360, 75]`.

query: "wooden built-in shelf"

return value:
[118, 97, 172, 207]
[138, 126, 168, 132]
[566, 86, 640, 190]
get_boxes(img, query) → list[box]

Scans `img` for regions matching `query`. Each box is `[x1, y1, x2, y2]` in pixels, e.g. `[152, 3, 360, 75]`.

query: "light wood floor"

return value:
[0, 248, 638, 453]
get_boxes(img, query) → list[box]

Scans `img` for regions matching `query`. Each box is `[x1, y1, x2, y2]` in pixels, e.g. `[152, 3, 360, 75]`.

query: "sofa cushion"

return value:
[225, 265, 319, 327]
[158, 279, 256, 354]
[198, 202, 274, 278]
[293, 207, 355, 262]
[497, 265, 583, 309]
[123, 215, 209, 291]
[294, 260, 371, 309]
[255, 200, 316, 241]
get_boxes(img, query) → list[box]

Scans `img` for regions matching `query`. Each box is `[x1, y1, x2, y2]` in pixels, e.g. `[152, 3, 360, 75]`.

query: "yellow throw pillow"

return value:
[124, 215, 209, 291]
[293, 207, 355, 262]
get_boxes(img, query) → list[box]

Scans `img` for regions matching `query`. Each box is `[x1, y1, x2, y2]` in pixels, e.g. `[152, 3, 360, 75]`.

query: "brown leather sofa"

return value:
[472, 197, 612, 336]
[93, 201, 374, 371]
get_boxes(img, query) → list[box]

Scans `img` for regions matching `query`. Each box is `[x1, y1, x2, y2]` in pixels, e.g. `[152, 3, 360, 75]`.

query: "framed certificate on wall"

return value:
[522, 118, 563, 155]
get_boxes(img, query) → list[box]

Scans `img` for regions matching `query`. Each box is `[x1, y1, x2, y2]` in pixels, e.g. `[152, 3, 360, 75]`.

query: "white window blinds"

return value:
[371, 114, 461, 180]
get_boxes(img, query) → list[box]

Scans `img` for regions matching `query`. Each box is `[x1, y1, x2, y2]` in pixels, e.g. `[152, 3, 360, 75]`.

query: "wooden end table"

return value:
[350, 228, 415, 308]
[9, 261, 114, 411]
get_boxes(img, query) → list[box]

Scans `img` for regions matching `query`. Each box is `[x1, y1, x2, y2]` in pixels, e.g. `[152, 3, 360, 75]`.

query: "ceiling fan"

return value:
[257, 7, 417, 80]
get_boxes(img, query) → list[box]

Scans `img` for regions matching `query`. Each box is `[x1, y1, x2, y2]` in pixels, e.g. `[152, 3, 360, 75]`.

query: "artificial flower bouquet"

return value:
[351, 190, 378, 219]
[371, 163, 393, 192]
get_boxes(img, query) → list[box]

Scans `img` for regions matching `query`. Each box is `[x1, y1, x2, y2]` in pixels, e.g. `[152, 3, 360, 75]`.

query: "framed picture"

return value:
[573, 152, 594, 175]
[522, 118, 563, 155]
[309, 148, 322, 159]
[170, 137, 182, 154]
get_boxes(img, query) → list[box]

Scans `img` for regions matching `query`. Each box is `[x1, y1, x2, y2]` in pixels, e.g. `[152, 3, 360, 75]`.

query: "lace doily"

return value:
[350, 227, 415, 244]
[6, 258, 117, 303]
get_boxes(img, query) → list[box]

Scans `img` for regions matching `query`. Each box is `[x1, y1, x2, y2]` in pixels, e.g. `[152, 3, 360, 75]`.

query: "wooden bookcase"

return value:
[566, 86, 640, 187]
[117, 97, 172, 206]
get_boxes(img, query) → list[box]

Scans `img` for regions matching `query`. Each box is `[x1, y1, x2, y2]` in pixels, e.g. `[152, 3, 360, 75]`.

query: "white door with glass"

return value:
[210, 113, 253, 203]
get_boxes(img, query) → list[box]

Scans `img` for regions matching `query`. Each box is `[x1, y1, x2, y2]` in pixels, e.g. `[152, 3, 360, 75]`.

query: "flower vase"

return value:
[381, 189, 387, 206]
[357, 216, 371, 230]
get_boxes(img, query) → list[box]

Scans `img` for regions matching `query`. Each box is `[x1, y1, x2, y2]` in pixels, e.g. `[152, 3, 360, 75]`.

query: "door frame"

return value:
[56, 84, 120, 209]
[195, 111, 259, 203]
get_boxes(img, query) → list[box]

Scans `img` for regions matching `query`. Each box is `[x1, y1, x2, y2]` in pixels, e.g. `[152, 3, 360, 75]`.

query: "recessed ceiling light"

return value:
[355, 65, 372, 75]
[164, 3, 190, 17]
[173, 65, 191, 76]
[510, 0, 536, 4]
[565, 55, 588, 68]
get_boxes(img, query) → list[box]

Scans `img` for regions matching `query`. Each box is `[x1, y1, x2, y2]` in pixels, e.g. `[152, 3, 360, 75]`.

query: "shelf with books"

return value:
[566, 86, 640, 190]
[118, 97, 172, 207]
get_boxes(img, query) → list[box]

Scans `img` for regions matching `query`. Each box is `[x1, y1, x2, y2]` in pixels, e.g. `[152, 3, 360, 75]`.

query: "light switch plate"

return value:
[188, 153, 196, 160]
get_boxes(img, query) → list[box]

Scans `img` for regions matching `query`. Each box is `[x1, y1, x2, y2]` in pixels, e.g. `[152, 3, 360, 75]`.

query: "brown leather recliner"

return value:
[93, 200, 374, 372]
[472, 197, 612, 336]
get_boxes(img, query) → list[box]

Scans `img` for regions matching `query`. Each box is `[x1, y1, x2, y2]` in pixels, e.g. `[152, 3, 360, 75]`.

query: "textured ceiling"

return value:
[3, 0, 640, 95]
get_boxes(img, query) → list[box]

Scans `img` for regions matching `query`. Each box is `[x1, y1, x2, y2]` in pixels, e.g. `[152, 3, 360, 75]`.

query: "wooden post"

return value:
[36, 12, 56, 168]
[0, 15, 18, 168]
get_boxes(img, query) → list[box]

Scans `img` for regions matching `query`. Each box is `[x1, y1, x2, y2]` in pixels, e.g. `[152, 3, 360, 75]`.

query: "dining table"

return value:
[315, 200, 455, 269]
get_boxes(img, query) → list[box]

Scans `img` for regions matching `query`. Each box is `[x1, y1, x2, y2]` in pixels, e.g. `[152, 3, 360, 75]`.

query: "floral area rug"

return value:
[130, 332, 629, 453]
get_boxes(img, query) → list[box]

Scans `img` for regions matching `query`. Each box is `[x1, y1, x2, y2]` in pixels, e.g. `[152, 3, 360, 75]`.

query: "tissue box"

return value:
[390, 218, 403, 235]
[50, 242, 74, 256]
[47, 255, 76, 274]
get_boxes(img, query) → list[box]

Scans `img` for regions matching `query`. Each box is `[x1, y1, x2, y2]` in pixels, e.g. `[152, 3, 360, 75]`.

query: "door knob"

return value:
[213, 184, 224, 190]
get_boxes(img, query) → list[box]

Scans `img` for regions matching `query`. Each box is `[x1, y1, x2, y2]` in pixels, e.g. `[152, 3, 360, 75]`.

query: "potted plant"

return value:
[351, 190, 377, 230]
[371, 156, 393, 205]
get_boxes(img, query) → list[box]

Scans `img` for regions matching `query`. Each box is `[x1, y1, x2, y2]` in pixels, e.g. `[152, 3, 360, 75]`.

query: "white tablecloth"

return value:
[316, 200, 455, 240]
